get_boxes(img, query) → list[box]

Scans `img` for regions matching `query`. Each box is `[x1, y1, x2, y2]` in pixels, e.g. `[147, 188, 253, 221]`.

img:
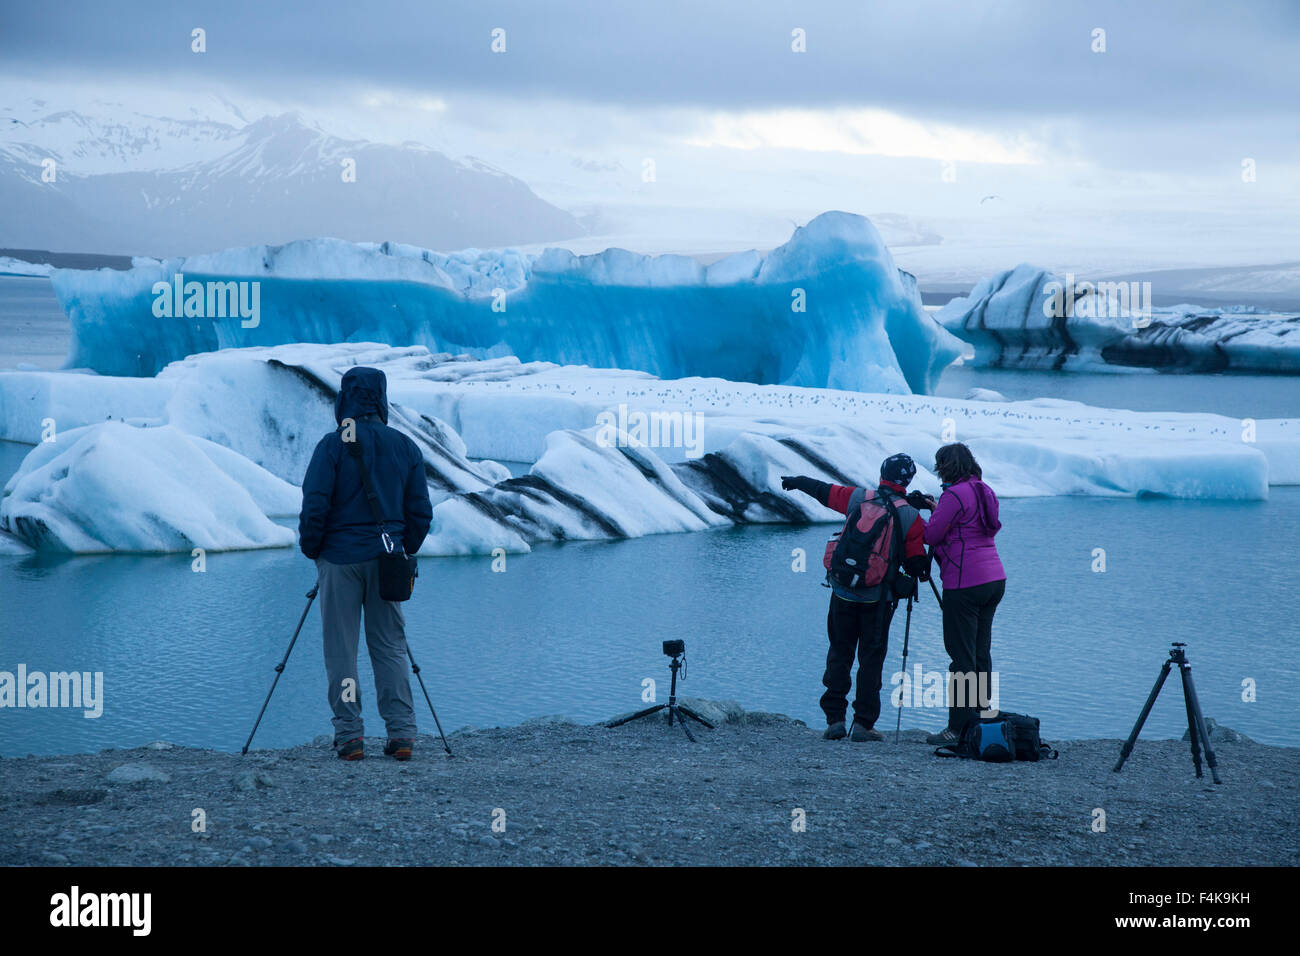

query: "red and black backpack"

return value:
[822, 487, 908, 599]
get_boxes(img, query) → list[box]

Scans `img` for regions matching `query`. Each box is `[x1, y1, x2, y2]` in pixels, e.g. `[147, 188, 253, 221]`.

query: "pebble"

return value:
[233, 770, 275, 792]
[106, 763, 171, 785]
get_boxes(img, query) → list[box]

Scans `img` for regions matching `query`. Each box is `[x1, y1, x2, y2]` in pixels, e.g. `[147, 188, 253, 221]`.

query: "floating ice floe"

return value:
[49, 211, 964, 394]
[0, 342, 1294, 555]
[938, 263, 1300, 373]
[0, 422, 298, 553]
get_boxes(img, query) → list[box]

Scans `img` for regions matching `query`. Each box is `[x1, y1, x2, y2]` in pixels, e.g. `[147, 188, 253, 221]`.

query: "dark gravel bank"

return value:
[2, 702, 1295, 867]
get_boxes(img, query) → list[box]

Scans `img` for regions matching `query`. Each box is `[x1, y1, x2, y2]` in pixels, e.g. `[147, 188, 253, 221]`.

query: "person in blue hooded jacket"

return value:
[299, 367, 433, 761]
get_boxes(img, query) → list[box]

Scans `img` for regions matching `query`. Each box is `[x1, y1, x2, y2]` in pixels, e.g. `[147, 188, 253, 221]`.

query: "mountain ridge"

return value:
[0, 101, 583, 257]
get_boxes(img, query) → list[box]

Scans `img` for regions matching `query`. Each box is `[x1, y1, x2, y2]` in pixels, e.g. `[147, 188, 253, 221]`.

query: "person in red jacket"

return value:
[782, 453, 932, 742]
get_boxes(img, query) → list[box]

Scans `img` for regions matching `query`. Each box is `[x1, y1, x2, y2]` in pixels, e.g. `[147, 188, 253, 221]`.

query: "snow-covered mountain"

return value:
[0, 101, 583, 257]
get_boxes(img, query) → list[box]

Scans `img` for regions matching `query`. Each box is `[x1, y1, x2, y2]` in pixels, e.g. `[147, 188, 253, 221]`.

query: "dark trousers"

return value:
[821, 595, 894, 728]
[942, 578, 1005, 734]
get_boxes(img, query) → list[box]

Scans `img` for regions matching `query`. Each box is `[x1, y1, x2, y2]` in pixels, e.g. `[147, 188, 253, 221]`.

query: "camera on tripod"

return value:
[606, 638, 713, 741]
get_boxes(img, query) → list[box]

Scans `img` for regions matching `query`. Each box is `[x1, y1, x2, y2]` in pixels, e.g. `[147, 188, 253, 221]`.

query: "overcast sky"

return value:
[2, 0, 1296, 269]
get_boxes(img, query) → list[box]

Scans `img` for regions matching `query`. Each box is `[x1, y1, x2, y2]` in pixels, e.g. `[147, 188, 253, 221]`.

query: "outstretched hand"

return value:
[780, 475, 800, 491]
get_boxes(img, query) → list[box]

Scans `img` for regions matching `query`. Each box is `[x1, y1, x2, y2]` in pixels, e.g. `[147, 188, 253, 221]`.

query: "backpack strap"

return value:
[875, 487, 910, 592]
[878, 487, 912, 550]
[844, 486, 867, 523]
[345, 433, 397, 555]
[834, 486, 869, 554]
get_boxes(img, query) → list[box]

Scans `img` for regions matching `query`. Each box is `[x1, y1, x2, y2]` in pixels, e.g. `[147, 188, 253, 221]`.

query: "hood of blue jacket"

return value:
[334, 366, 389, 426]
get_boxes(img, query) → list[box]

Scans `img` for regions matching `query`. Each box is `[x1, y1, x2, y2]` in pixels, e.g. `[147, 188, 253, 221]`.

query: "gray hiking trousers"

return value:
[316, 557, 416, 744]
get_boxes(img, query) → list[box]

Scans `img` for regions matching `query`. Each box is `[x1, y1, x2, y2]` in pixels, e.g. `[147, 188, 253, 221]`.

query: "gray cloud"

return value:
[3, 0, 1297, 128]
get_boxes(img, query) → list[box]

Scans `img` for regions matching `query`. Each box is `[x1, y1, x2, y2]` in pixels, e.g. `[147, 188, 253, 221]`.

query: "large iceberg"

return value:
[50, 212, 964, 394]
[938, 264, 1300, 373]
[1, 342, 1294, 555]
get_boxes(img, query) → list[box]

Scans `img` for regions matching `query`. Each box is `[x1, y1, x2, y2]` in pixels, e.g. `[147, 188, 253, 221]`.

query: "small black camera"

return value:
[662, 639, 685, 657]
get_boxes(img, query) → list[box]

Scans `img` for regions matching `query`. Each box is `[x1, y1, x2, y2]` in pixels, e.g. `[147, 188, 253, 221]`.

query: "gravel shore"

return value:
[3, 702, 1295, 867]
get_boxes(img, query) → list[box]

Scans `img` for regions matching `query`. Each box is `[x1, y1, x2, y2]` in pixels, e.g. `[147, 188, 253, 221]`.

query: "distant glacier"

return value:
[50, 211, 964, 395]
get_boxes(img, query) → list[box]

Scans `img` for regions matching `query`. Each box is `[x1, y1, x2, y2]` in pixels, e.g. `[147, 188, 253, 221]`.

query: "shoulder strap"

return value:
[876, 487, 908, 572]
[345, 434, 396, 554]
[839, 486, 867, 534]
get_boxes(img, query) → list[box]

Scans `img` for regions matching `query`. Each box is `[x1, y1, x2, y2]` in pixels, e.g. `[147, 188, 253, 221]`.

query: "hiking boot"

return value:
[850, 722, 883, 742]
[823, 721, 847, 741]
[383, 738, 413, 761]
[926, 728, 960, 746]
[336, 737, 364, 760]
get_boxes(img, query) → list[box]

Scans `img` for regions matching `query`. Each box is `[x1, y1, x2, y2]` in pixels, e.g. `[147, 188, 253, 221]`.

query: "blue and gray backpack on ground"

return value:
[935, 712, 1059, 762]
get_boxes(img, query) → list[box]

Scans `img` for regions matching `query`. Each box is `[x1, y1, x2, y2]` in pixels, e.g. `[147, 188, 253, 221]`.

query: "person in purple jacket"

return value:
[916, 443, 1007, 746]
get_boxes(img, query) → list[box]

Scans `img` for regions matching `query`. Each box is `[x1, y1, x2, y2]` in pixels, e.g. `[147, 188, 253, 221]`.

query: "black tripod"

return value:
[243, 582, 318, 755]
[605, 643, 714, 742]
[406, 644, 453, 756]
[1113, 642, 1220, 783]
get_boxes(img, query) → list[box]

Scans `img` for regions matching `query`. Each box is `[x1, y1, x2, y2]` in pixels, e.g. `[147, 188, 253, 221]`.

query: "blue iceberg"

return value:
[51, 212, 963, 394]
